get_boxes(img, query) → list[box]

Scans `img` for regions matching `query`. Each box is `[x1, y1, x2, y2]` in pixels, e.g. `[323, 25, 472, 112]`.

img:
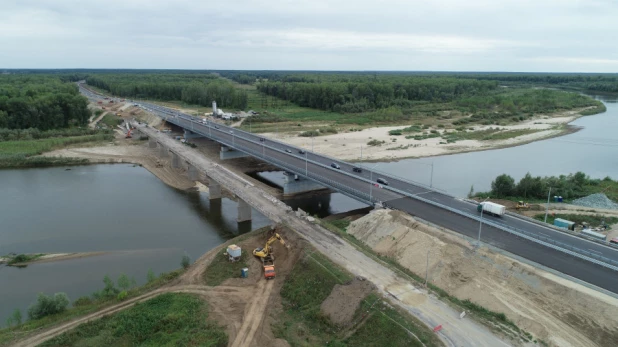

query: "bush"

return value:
[181, 254, 191, 269]
[491, 174, 516, 197]
[298, 130, 320, 137]
[117, 291, 128, 301]
[73, 296, 92, 307]
[27, 293, 70, 320]
[147, 269, 157, 283]
[367, 139, 386, 147]
[388, 129, 403, 136]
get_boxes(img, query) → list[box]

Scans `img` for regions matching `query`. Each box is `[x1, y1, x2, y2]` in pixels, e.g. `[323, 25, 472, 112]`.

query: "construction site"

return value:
[15, 97, 617, 347]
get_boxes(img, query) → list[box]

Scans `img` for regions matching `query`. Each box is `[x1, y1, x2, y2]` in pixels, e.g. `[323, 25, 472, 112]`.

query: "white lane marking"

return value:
[588, 249, 603, 254]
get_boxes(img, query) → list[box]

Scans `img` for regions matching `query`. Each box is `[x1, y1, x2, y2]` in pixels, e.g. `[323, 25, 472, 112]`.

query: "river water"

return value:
[0, 164, 275, 323]
[378, 93, 618, 197]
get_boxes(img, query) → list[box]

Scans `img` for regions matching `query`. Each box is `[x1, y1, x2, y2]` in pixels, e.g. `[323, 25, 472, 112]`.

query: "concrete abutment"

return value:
[237, 199, 252, 222]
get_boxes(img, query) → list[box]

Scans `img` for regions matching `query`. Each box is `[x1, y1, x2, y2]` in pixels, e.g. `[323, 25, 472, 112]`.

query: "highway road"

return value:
[79, 84, 618, 294]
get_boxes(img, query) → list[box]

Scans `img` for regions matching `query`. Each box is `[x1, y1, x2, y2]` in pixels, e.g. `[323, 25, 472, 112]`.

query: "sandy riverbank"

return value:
[262, 108, 591, 161]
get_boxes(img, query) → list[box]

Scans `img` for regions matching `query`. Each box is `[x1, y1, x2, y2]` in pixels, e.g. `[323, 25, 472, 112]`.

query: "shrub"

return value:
[181, 254, 191, 269]
[298, 130, 320, 137]
[147, 269, 157, 283]
[73, 296, 92, 307]
[117, 291, 128, 301]
[27, 293, 70, 320]
[388, 129, 403, 136]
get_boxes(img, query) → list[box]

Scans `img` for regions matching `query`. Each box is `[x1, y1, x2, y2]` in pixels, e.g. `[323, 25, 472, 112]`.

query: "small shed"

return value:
[227, 244, 242, 262]
[554, 218, 575, 231]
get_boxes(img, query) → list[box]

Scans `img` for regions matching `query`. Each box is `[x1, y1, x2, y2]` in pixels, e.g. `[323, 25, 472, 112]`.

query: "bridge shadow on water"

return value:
[183, 190, 254, 239]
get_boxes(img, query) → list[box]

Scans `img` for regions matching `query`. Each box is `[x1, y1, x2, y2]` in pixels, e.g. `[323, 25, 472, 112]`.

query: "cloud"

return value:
[0, 0, 616, 71]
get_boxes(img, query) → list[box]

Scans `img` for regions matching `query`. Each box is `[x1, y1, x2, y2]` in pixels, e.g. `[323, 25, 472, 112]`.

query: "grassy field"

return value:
[203, 250, 249, 286]
[99, 114, 123, 129]
[0, 269, 184, 346]
[273, 249, 442, 346]
[533, 214, 618, 227]
[39, 293, 227, 347]
[441, 127, 545, 143]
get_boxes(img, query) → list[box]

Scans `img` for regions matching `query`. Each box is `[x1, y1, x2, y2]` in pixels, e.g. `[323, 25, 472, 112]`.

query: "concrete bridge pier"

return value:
[187, 163, 200, 181]
[208, 180, 222, 200]
[184, 129, 202, 140]
[283, 172, 327, 197]
[171, 152, 180, 169]
[158, 144, 167, 158]
[148, 138, 157, 148]
[220, 145, 249, 160]
[237, 199, 252, 222]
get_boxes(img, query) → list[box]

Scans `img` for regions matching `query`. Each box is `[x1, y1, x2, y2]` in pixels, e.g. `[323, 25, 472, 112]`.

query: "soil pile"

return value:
[347, 209, 618, 347]
[320, 277, 375, 326]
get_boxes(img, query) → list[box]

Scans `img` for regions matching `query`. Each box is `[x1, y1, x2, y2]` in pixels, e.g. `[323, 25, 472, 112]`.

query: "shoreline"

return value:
[1, 252, 109, 266]
[261, 106, 598, 162]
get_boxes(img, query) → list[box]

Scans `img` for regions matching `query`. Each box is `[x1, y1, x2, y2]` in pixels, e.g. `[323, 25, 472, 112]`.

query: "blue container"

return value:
[553, 196, 559, 202]
[558, 196, 563, 202]
[241, 268, 249, 278]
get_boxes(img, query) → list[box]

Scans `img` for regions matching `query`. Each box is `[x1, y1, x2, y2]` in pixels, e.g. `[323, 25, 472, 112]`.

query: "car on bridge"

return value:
[376, 178, 388, 185]
[285, 149, 292, 153]
[331, 163, 341, 169]
[352, 167, 362, 173]
[298, 149, 306, 154]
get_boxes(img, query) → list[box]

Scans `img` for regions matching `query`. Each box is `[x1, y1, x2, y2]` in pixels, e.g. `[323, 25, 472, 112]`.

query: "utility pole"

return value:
[477, 207, 484, 247]
[430, 162, 434, 188]
[360, 145, 363, 161]
[544, 187, 552, 223]
[305, 152, 308, 177]
[425, 248, 431, 287]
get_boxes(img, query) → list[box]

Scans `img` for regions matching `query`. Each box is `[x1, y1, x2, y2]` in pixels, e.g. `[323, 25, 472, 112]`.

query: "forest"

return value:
[86, 73, 248, 109]
[479, 172, 618, 202]
[0, 75, 91, 130]
[250, 73, 601, 120]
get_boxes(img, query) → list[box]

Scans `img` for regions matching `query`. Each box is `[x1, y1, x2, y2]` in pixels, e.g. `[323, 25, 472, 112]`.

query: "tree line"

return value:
[481, 172, 617, 201]
[86, 73, 248, 109]
[0, 75, 91, 130]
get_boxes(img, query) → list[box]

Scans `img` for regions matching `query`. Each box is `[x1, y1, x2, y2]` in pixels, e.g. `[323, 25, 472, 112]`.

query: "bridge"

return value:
[79, 84, 618, 295]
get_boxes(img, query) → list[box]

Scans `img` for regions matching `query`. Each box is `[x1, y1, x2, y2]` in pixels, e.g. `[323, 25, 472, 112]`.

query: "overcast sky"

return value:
[1, 0, 617, 72]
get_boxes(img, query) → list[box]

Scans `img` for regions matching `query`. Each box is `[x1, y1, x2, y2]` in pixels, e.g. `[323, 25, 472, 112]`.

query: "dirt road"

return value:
[230, 279, 275, 347]
[88, 111, 108, 129]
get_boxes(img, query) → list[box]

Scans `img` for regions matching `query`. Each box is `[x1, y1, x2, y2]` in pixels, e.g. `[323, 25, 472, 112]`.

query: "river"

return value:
[0, 164, 275, 324]
[378, 93, 618, 197]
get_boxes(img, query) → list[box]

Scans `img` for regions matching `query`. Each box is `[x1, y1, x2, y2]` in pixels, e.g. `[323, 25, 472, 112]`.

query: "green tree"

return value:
[491, 174, 516, 197]
[516, 173, 544, 198]
[147, 269, 156, 283]
[27, 292, 70, 320]
[12, 309, 22, 326]
[117, 273, 131, 291]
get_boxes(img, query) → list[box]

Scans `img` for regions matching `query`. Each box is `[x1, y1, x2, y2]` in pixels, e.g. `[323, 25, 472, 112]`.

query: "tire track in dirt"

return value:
[230, 279, 275, 347]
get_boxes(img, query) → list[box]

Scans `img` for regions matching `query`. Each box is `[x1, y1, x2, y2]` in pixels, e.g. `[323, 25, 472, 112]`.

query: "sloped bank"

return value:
[346, 209, 618, 347]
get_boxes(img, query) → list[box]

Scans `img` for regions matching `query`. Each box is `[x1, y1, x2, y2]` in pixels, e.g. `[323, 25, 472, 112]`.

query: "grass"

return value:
[99, 114, 123, 129]
[316, 218, 536, 343]
[440, 128, 542, 143]
[533, 214, 618, 227]
[39, 293, 227, 347]
[0, 269, 184, 346]
[273, 247, 442, 346]
[0, 133, 113, 168]
[203, 250, 250, 286]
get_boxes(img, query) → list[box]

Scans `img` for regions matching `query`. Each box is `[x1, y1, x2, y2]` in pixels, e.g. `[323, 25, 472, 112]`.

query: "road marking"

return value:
[411, 190, 433, 196]
[588, 249, 603, 254]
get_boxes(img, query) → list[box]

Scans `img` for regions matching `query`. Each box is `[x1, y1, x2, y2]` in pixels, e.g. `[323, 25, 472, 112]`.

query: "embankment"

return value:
[347, 209, 618, 347]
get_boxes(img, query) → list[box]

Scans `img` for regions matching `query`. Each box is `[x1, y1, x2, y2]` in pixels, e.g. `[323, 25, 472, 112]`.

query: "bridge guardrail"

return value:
[143, 100, 618, 272]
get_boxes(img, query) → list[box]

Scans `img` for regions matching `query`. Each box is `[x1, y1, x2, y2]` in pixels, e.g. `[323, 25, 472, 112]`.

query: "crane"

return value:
[253, 232, 286, 279]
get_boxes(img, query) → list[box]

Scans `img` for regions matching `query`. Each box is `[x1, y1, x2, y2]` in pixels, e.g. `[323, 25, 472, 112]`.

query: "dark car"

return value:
[298, 150, 306, 154]
[259, 138, 265, 142]
[214, 125, 219, 129]
[285, 149, 292, 153]
[352, 167, 362, 173]
[376, 178, 389, 185]
[331, 163, 341, 169]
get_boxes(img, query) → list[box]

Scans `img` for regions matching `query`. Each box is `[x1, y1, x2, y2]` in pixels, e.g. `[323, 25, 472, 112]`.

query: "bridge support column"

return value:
[184, 129, 203, 140]
[187, 163, 199, 181]
[171, 152, 180, 169]
[209, 181, 222, 200]
[158, 144, 167, 158]
[220, 145, 250, 160]
[149, 138, 157, 148]
[283, 172, 327, 197]
[237, 199, 252, 222]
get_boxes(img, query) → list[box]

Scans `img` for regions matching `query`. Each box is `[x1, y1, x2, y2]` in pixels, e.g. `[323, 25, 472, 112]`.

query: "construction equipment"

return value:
[253, 232, 286, 280]
[516, 201, 530, 210]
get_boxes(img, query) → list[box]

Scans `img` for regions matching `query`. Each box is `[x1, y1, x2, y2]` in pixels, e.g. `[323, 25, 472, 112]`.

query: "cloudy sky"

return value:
[1, 0, 617, 72]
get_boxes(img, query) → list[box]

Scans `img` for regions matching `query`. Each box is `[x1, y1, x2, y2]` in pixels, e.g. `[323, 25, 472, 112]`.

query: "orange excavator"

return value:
[253, 232, 287, 280]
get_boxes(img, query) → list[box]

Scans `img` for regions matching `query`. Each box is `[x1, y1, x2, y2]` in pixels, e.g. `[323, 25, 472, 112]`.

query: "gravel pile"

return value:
[571, 193, 618, 210]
